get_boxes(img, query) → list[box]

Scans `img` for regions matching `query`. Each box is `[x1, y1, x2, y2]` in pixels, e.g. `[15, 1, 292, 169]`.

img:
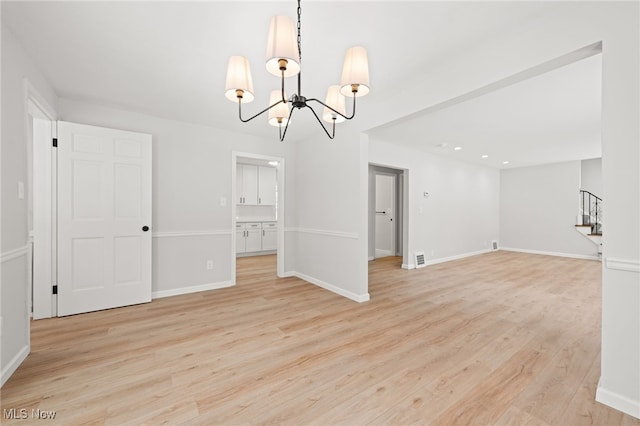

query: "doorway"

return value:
[368, 164, 407, 266]
[231, 152, 286, 285]
[375, 174, 396, 258]
[26, 82, 56, 320]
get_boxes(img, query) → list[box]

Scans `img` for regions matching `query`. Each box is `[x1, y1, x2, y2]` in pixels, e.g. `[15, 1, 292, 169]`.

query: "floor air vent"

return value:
[415, 251, 426, 268]
[492, 240, 499, 251]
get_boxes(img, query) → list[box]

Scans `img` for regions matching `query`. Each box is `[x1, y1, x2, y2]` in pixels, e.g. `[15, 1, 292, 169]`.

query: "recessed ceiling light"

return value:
[481, 155, 488, 159]
[454, 146, 462, 151]
[503, 161, 510, 165]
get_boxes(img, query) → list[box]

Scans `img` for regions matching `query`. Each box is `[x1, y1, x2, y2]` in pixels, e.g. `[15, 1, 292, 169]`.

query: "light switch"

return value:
[17, 181, 25, 200]
[220, 197, 227, 207]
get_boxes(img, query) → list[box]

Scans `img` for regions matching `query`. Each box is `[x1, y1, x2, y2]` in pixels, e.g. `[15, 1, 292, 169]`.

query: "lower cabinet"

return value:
[236, 221, 277, 254]
[245, 229, 262, 252]
[262, 228, 277, 251]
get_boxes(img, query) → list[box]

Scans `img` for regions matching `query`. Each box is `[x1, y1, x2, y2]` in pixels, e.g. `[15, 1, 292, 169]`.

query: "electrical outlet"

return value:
[206, 260, 214, 270]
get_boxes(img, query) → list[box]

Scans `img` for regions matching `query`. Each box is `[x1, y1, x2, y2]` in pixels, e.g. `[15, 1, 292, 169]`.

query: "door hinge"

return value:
[52, 285, 58, 295]
[52, 138, 58, 147]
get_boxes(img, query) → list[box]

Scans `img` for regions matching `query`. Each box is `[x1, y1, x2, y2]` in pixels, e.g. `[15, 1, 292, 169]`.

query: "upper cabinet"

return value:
[237, 164, 258, 205]
[258, 166, 277, 205]
[237, 164, 277, 206]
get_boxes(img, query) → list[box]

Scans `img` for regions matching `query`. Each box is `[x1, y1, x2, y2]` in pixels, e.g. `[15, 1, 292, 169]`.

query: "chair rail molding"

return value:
[152, 230, 233, 238]
[1, 245, 30, 263]
[605, 257, 640, 273]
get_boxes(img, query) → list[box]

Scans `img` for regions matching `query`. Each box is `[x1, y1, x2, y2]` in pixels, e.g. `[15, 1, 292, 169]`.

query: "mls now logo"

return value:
[3, 408, 57, 420]
[3, 408, 28, 419]
[31, 409, 57, 419]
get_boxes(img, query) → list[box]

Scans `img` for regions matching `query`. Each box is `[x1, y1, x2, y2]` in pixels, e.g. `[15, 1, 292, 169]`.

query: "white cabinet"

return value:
[262, 222, 277, 251]
[237, 164, 277, 205]
[236, 222, 278, 254]
[246, 229, 262, 252]
[236, 222, 262, 253]
[235, 229, 245, 254]
[237, 164, 258, 205]
[258, 166, 277, 206]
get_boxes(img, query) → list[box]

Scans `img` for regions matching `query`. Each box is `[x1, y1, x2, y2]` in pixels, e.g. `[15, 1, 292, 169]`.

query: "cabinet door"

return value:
[236, 165, 244, 204]
[262, 228, 277, 251]
[245, 229, 262, 252]
[258, 166, 277, 205]
[236, 230, 246, 253]
[242, 165, 258, 205]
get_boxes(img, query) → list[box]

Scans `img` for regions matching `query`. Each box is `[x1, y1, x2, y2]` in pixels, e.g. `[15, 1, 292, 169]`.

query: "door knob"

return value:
[142, 226, 150, 232]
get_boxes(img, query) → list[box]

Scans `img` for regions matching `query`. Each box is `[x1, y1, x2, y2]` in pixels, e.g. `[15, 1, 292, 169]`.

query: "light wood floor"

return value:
[2, 251, 639, 425]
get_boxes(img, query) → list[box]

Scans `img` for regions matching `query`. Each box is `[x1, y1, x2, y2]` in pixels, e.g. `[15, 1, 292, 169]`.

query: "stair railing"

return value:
[579, 189, 603, 235]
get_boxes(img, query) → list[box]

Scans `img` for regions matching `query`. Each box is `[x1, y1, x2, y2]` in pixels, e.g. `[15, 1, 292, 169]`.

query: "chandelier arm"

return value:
[306, 95, 357, 120]
[238, 98, 287, 123]
[306, 104, 336, 140]
[279, 105, 297, 142]
[281, 71, 287, 102]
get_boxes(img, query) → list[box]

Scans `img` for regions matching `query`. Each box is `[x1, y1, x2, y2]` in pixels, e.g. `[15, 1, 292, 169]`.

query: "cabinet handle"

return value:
[263, 230, 265, 236]
[259, 197, 261, 204]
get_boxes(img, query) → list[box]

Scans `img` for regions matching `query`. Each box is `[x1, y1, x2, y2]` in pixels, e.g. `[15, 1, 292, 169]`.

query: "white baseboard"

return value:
[402, 263, 415, 270]
[500, 247, 600, 261]
[1, 344, 29, 387]
[375, 249, 393, 258]
[289, 271, 369, 303]
[424, 248, 493, 266]
[152, 281, 234, 299]
[281, 271, 296, 278]
[596, 381, 640, 419]
[368, 256, 374, 261]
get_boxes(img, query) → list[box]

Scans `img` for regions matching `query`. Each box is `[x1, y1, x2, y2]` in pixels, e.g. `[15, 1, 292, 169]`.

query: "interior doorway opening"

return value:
[368, 164, 408, 267]
[231, 152, 286, 285]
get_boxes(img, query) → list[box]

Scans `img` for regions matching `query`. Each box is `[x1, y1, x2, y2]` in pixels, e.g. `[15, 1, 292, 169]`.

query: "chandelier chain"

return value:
[297, 0, 302, 60]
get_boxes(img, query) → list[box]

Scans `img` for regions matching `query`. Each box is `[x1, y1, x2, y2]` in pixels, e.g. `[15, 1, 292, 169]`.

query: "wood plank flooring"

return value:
[2, 251, 639, 425]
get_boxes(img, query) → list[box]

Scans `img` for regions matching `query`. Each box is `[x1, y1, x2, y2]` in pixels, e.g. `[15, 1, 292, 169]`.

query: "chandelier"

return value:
[224, 0, 370, 141]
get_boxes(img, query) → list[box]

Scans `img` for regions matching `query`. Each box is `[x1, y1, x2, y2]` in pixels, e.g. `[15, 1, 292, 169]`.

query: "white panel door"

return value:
[258, 166, 277, 205]
[57, 121, 152, 316]
[375, 174, 395, 258]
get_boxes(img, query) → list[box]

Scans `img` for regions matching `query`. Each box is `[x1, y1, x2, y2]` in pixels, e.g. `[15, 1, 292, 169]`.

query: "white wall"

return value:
[597, 3, 639, 417]
[1, 26, 58, 385]
[360, 2, 639, 417]
[581, 157, 603, 198]
[500, 161, 598, 258]
[57, 98, 295, 296]
[287, 128, 368, 302]
[369, 139, 500, 268]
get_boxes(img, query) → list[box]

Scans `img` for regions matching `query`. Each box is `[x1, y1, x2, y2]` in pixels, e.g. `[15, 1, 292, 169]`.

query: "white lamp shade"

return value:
[340, 46, 370, 97]
[265, 15, 301, 78]
[225, 56, 255, 103]
[268, 90, 290, 127]
[322, 85, 346, 123]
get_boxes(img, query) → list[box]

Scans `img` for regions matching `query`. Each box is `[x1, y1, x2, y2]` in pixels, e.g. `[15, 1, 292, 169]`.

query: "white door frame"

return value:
[24, 78, 57, 319]
[369, 163, 409, 267]
[231, 152, 286, 283]
[374, 173, 397, 258]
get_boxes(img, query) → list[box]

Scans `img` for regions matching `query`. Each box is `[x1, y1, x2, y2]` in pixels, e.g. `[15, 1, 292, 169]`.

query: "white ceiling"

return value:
[2, 1, 601, 168]
[367, 53, 602, 169]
